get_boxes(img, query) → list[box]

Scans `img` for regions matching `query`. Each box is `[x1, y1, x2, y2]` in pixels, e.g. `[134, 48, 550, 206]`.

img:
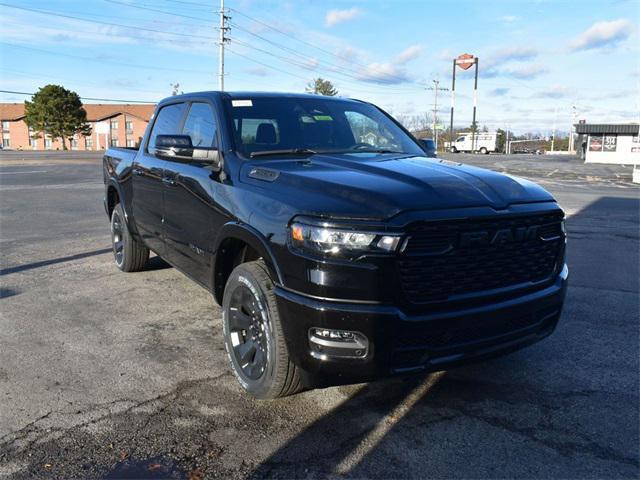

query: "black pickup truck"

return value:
[103, 92, 568, 399]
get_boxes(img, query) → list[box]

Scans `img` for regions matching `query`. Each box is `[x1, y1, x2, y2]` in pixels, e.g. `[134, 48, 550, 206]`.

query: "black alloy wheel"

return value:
[222, 260, 302, 399]
[227, 284, 269, 380]
[111, 209, 125, 267]
[110, 203, 149, 272]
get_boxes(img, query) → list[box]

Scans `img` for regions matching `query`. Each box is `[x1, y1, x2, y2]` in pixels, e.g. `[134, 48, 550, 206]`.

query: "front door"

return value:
[131, 102, 188, 257]
[162, 101, 224, 288]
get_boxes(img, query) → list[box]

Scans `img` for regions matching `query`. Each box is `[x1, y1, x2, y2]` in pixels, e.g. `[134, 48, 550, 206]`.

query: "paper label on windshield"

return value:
[232, 99, 253, 107]
[313, 115, 333, 121]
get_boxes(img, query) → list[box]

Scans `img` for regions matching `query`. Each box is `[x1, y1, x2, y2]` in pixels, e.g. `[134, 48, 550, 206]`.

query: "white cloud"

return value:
[501, 15, 517, 23]
[491, 88, 510, 96]
[507, 64, 549, 79]
[356, 62, 410, 85]
[347, 44, 422, 84]
[492, 46, 538, 64]
[394, 44, 424, 65]
[569, 19, 635, 51]
[325, 8, 362, 27]
[533, 85, 571, 99]
[244, 67, 268, 77]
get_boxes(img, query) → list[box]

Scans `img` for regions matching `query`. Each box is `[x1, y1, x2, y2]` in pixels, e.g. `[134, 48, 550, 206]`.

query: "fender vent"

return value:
[248, 167, 279, 182]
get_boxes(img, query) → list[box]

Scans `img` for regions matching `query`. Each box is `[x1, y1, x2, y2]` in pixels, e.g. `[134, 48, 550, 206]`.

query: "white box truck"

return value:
[447, 132, 499, 154]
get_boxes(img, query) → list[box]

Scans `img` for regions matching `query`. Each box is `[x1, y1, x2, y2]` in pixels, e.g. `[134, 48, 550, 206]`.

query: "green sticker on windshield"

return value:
[313, 115, 333, 121]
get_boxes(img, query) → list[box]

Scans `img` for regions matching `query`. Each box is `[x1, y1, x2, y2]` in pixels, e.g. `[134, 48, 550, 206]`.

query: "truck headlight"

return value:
[290, 222, 401, 256]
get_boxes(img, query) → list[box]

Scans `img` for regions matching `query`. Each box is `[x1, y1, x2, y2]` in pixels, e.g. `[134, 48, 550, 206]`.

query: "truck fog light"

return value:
[376, 235, 401, 251]
[309, 328, 369, 359]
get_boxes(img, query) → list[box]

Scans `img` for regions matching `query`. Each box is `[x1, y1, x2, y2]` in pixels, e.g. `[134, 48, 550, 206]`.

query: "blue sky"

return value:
[0, 0, 638, 133]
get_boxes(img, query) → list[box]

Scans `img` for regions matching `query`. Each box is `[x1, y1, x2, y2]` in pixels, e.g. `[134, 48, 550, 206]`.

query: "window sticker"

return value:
[300, 115, 316, 123]
[232, 99, 253, 107]
[313, 115, 333, 121]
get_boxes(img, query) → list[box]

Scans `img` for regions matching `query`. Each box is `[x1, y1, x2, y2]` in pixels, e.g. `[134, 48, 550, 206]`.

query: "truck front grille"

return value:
[398, 212, 564, 304]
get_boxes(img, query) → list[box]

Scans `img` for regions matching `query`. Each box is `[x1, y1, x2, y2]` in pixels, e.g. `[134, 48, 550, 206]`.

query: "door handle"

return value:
[162, 177, 177, 186]
[132, 167, 143, 176]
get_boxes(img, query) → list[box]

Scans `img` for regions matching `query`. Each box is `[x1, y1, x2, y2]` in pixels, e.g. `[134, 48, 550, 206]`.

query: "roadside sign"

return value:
[455, 53, 475, 70]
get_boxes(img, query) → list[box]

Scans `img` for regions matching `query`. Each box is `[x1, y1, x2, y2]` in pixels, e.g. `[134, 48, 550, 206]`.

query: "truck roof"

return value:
[165, 91, 365, 104]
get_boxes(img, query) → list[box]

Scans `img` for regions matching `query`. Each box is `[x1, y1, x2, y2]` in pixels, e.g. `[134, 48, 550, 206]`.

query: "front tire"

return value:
[111, 203, 149, 272]
[450, 146, 458, 153]
[222, 260, 302, 399]
[479, 147, 488, 154]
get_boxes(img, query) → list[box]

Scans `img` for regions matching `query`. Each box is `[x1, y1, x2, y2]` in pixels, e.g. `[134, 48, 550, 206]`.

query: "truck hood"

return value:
[240, 153, 555, 219]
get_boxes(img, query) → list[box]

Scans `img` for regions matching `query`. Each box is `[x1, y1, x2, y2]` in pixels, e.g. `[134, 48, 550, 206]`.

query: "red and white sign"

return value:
[455, 53, 475, 70]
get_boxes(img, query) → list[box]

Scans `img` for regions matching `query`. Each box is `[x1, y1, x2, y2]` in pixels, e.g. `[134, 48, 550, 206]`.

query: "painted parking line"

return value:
[0, 170, 48, 175]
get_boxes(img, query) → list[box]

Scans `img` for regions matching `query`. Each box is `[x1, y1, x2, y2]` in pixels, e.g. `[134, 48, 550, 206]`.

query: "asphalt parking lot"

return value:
[0, 151, 638, 479]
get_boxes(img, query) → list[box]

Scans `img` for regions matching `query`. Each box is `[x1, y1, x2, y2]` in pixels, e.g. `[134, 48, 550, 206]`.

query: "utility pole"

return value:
[569, 104, 577, 153]
[449, 59, 456, 151]
[426, 79, 448, 150]
[505, 126, 510, 154]
[551, 106, 558, 152]
[218, 0, 230, 91]
[471, 57, 479, 152]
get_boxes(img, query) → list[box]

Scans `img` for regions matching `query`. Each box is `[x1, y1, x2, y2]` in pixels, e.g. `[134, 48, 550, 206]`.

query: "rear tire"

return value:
[110, 203, 149, 272]
[480, 147, 488, 154]
[222, 260, 302, 399]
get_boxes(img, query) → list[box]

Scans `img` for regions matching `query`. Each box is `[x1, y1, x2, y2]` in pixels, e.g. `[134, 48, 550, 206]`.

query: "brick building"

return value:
[0, 103, 155, 150]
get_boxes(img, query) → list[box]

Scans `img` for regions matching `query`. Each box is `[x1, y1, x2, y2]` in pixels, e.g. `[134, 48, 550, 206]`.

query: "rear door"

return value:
[162, 101, 224, 288]
[131, 102, 187, 256]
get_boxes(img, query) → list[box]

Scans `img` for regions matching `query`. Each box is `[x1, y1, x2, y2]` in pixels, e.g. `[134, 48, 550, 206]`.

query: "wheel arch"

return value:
[212, 222, 283, 305]
[106, 180, 140, 238]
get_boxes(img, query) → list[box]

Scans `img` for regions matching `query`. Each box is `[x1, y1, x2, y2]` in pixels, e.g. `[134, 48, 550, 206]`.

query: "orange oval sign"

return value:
[455, 53, 475, 70]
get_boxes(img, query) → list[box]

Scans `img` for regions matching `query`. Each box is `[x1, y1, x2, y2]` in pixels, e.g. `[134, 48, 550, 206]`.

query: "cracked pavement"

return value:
[0, 151, 638, 479]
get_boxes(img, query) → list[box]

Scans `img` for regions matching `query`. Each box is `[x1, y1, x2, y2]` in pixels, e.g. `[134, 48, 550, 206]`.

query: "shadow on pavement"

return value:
[0, 248, 112, 276]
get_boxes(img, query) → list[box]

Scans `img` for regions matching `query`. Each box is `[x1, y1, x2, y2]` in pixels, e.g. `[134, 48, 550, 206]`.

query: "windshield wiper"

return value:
[349, 148, 403, 154]
[250, 148, 317, 158]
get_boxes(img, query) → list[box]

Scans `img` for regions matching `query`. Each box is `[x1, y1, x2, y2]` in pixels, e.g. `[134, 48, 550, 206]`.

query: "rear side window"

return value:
[183, 102, 218, 148]
[148, 103, 187, 150]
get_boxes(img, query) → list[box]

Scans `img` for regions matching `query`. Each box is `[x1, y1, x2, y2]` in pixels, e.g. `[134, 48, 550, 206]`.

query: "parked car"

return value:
[103, 92, 568, 399]
[418, 138, 437, 157]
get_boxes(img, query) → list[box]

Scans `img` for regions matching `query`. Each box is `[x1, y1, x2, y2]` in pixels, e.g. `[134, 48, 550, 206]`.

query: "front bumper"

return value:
[275, 265, 568, 387]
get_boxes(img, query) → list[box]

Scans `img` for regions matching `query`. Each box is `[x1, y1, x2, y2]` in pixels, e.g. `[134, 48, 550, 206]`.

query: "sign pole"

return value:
[471, 57, 479, 152]
[449, 58, 456, 151]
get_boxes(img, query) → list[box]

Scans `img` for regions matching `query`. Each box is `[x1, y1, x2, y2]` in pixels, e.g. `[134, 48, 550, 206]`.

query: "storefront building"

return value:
[575, 123, 640, 165]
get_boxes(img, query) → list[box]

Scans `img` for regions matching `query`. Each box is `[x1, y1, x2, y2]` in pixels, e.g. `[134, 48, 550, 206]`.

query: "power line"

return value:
[0, 42, 213, 75]
[230, 21, 419, 89]
[230, 36, 422, 94]
[157, 0, 213, 7]
[224, 46, 310, 81]
[103, 0, 217, 25]
[229, 9, 409, 84]
[0, 2, 217, 40]
[0, 90, 156, 104]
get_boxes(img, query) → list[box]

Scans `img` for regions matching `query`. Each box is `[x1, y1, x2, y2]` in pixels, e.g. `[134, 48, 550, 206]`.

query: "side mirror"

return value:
[153, 134, 193, 159]
[153, 134, 221, 172]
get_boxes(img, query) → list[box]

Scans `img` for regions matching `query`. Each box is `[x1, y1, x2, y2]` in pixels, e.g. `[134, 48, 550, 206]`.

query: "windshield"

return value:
[225, 96, 424, 157]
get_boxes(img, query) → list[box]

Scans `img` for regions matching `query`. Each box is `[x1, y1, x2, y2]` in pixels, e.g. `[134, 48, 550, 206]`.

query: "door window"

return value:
[183, 102, 217, 148]
[148, 103, 187, 151]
